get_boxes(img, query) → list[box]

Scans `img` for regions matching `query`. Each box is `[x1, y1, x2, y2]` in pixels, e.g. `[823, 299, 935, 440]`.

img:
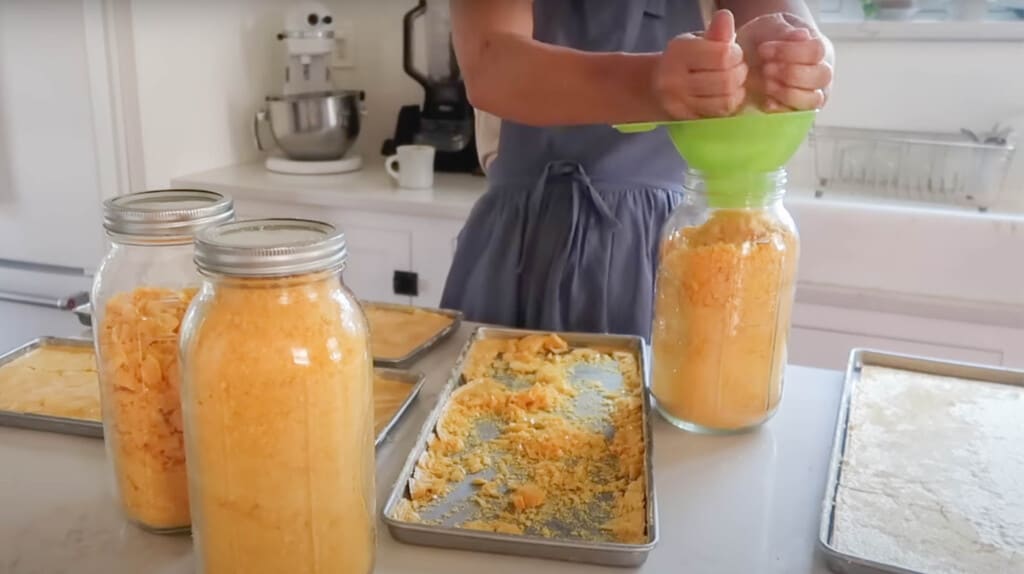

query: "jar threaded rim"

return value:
[194, 218, 348, 278]
[103, 189, 234, 241]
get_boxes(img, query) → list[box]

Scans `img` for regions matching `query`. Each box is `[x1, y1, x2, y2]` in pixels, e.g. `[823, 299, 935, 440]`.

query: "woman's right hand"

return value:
[653, 10, 747, 119]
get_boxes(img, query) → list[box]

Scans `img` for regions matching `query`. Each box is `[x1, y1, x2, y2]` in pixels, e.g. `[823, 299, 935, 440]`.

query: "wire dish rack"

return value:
[811, 126, 1016, 211]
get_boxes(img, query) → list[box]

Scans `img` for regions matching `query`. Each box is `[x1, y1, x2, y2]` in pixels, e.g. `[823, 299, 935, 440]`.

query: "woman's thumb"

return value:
[704, 9, 736, 43]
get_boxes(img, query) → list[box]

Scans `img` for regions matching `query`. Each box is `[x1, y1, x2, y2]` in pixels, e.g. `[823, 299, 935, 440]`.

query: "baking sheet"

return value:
[383, 326, 658, 567]
[0, 336, 102, 438]
[363, 301, 462, 367]
[818, 348, 1024, 574]
[374, 367, 425, 448]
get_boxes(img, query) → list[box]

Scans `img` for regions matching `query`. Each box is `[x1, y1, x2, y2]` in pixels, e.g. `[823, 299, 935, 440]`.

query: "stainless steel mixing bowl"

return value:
[254, 90, 363, 161]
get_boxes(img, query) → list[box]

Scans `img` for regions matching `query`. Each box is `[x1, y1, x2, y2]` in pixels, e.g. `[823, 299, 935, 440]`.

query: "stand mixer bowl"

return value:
[255, 90, 363, 161]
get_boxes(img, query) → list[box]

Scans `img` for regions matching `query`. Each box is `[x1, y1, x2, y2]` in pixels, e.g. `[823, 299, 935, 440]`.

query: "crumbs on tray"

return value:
[392, 333, 648, 544]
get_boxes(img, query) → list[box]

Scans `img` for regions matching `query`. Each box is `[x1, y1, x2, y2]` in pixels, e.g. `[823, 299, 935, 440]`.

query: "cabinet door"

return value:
[789, 300, 1015, 370]
[342, 226, 412, 305]
[410, 220, 463, 308]
[789, 327, 1004, 371]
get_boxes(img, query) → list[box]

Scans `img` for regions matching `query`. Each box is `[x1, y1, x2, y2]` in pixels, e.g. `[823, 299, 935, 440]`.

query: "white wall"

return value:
[787, 37, 1024, 202]
[329, 0, 423, 160]
[822, 40, 1024, 132]
[125, 0, 421, 189]
[122, 2, 1024, 197]
[128, 0, 289, 189]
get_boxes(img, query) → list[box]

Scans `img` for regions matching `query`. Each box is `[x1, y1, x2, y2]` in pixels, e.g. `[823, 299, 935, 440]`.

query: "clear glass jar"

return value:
[180, 219, 375, 574]
[91, 189, 234, 532]
[651, 170, 799, 433]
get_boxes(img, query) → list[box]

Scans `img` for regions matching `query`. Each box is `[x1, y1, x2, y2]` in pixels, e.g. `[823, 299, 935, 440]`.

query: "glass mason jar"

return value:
[91, 189, 234, 532]
[651, 169, 799, 434]
[180, 219, 375, 574]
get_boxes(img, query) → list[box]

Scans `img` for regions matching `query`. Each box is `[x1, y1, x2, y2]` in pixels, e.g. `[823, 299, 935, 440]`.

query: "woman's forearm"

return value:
[460, 33, 666, 127]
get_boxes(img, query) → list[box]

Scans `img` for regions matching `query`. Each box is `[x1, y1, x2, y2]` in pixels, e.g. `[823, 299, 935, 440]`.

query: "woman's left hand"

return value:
[737, 13, 833, 112]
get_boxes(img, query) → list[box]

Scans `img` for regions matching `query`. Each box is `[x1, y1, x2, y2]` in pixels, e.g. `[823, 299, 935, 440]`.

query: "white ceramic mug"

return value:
[385, 145, 435, 189]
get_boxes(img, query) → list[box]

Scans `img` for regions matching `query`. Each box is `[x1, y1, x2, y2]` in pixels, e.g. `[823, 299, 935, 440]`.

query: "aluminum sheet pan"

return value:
[383, 326, 657, 567]
[819, 348, 1024, 574]
[0, 336, 102, 438]
[374, 367, 425, 448]
[364, 301, 462, 368]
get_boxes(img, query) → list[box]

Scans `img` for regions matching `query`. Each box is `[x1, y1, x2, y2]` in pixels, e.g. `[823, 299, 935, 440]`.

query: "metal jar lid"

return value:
[194, 218, 348, 278]
[103, 189, 234, 241]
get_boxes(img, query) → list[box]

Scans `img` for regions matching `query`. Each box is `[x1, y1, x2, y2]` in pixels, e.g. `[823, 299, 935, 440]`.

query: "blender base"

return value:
[265, 155, 363, 175]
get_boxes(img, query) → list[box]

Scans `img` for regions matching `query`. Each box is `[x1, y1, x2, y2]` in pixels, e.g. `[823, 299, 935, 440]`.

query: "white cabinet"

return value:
[0, 0, 108, 270]
[230, 198, 462, 307]
[176, 164, 1024, 370]
[789, 300, 1023, 371]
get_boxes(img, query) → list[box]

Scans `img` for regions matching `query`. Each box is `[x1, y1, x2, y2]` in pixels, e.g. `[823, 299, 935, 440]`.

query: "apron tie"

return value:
[517, 161, 620, 274]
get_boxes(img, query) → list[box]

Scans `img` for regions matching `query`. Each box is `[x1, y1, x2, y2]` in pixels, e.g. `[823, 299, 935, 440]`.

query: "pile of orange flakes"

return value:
[393, 334, 647, 544]
[97, 286, 196, 530]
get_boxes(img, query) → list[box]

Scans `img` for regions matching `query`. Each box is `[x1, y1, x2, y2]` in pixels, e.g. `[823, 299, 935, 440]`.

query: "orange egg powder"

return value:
[97, 286, 196, 530]
[651, 209, 798, 431]
[181, 274, 375, 574]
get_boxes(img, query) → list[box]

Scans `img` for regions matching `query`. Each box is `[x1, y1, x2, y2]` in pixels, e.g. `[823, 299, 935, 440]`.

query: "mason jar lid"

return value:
[194, 218, 348, 278]
[103, 189, 234, 240]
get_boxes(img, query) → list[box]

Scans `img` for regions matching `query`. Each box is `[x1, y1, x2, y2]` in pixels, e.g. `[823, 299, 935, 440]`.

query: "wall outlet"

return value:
[331, 19, 355, 68]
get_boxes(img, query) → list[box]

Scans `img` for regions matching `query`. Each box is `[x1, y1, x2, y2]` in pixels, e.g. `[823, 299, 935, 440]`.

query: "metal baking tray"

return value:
[363, 301, 462, 368]
[0, 336, 102, 438]
[72, 302, 92, 327]
[383, 326, 658, 567]
[374, 367, 426, 448]
[818, 348, 1024, 574]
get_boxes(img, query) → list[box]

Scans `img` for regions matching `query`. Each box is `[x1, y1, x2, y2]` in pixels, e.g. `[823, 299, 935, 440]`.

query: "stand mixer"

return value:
[253, 2, 364, 175]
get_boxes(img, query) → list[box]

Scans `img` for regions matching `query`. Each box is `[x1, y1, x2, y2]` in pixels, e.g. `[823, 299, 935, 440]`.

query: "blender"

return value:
[381, 0, 478, 173]
[253, 2, 365, 175]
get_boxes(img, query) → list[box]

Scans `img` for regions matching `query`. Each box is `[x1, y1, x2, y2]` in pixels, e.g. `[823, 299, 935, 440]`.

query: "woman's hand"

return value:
[737, 12, 833, 112]
[653, 10, 748, 119]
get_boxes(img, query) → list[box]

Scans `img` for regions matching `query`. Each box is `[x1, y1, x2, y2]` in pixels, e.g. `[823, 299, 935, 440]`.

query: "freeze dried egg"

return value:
[652, 209, 798, 430]
[364, 305, 453, 360]
[0, 345, 99, 420]
[97, 286, 195, 530]
[182, 275, 374, 574]
[396, 334, 648, 544]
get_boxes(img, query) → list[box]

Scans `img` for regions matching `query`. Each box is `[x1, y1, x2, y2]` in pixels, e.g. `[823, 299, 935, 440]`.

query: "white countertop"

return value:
[174, 162, 488, 219]
[0, 322, 843, 574]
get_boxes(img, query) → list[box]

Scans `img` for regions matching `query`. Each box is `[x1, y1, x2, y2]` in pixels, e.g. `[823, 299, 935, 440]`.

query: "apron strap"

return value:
[516, 160, 620, 274]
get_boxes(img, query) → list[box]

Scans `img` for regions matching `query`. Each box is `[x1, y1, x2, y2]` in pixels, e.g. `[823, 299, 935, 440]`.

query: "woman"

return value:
[442, 1, 834, 337]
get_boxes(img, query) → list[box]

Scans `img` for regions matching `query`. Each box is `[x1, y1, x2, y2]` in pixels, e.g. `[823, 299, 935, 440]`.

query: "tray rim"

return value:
[373, 366, 426, 448]
[382, 325, 659, 567]
[818, 347, 1024, 574]
[0, 336, 103, 438]
[363, 301, 463, 368]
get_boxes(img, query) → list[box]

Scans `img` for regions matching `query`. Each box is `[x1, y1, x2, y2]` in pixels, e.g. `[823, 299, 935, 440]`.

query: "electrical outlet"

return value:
[331, 20, 355, 68]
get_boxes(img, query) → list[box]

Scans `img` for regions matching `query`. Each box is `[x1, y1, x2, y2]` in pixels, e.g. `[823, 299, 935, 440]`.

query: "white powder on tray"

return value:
[833, 365, 1024, 574]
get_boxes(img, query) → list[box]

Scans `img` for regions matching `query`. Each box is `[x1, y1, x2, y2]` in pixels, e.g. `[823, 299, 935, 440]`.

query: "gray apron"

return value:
[441, 0, 704, 338]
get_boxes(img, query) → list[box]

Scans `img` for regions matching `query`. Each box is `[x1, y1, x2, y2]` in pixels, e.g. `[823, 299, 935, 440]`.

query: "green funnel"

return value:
[615, 110, 816, 207]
